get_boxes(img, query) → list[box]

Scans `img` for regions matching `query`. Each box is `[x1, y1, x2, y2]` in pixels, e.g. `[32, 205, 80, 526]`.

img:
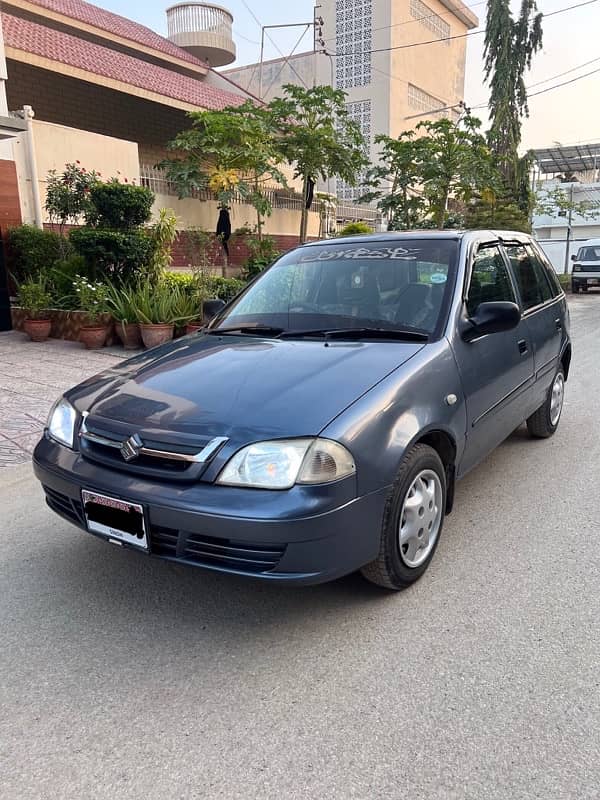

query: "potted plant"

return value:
[18, 275, 53, 342]
[106, 283, 143, 350]
[73, 275, 110, 349]
[133, 281, 179, 348]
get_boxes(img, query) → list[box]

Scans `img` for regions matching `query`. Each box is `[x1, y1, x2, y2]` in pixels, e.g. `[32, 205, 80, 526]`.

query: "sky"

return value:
[101, 0, 600, 151]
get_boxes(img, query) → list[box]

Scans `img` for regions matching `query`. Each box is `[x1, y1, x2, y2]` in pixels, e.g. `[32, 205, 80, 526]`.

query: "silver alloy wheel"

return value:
[550, 372, 565, 426]
[398, 469, 443, 568]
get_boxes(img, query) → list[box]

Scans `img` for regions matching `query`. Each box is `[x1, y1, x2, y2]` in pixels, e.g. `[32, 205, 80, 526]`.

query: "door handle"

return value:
[518, 339, 528, 355]
[555, 318, 562, 332]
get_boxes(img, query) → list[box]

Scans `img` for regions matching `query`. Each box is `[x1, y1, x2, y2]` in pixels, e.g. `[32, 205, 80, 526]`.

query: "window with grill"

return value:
[407, 84, 446, 117]
[337, 100, 371, 203]
[410, 0, 451, 42]
[335, 0, 372, 89]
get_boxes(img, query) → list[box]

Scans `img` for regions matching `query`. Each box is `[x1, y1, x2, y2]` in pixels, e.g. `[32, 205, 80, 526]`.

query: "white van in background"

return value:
[571, 240, 600, 293]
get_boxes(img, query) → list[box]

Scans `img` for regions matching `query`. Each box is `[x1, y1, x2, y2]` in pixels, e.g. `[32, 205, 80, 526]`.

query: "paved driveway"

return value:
[0, 333, 123, 466]
[1, 297, 599, 799]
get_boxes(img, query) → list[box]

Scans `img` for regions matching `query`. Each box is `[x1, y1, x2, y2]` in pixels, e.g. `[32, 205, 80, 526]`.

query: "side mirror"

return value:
[571, 254, 577, 262]
[461, 301, 521, 341]
[203, 299, 226, 321]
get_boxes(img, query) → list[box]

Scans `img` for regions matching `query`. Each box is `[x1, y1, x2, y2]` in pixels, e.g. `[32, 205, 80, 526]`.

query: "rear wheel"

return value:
[361, 444, 446, 590]
[527, 368, 565, 439]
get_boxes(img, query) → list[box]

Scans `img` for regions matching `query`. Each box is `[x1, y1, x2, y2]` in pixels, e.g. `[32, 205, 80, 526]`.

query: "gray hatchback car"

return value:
[34, 231, 571, 590]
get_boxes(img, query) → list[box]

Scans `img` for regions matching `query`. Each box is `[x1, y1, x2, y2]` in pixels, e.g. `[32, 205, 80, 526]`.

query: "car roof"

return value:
[577, 239, 600, 247]
[302, 230, 533, 247]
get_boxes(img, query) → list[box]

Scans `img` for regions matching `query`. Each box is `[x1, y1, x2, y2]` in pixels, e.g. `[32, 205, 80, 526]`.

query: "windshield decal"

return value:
[299, 246, 423, 262]
[430, 273, 447, 284]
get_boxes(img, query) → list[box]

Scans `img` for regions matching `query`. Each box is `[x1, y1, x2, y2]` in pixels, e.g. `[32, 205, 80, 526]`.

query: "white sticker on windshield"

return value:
[430, 273, 447, 284]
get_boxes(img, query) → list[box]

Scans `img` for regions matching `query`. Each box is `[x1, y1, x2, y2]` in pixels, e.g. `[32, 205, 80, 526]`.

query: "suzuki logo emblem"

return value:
[120, 434, 143, 462]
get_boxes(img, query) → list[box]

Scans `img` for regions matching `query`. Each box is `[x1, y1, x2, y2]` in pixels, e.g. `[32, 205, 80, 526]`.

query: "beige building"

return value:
[0, 0, 328, 266]
[225, 0, 478, 202]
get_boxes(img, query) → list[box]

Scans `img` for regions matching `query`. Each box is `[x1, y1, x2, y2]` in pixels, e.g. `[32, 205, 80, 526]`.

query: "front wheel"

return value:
[526, 368, 565, 438]
[361, 444, 446, 591]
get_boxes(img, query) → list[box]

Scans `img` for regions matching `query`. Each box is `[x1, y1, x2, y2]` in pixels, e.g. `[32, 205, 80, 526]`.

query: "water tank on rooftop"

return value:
[166, 2, 236, 66]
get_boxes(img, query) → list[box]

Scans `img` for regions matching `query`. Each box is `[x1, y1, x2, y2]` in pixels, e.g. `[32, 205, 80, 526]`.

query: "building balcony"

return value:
[166, 3, 236, 67]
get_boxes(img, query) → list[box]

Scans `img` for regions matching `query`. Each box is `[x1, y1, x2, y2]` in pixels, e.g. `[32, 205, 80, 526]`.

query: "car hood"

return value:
[69, 334, 424, 442]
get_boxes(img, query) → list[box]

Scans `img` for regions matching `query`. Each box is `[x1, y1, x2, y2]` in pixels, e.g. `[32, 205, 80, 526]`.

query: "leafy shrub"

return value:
[45, 163, 99, 228]
[162, 271, 245, 302]
[337, 221, 373, 237]
[149, 209, 178, 279]
[86, 180, 154, 229]
[207, 275, 246, 301]
[70, 228, 157, 283]
[7, 225, 70, 283]
[73, 275, 110, 324]
[47, 255, 87, 309]
[243, 235, 280, 279]
[18, 275, 53, 319]
[105, 282, 138, 324]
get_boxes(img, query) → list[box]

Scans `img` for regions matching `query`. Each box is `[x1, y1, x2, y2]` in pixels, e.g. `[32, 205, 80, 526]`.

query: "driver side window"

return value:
[467, 245, 516, 317]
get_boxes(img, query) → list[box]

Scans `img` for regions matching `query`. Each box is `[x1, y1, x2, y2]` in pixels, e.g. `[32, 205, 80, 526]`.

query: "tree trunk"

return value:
[299, 178, 310, 244]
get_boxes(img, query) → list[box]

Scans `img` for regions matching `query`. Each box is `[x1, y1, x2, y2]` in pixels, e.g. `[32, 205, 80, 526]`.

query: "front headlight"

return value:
[216, 438, 356, 489]
[47, 397, 78, 449]
[573, 265, 582, 272]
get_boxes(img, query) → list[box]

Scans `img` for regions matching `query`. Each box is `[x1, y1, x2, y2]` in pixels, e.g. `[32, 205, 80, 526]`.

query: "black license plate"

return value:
[82, 490, 148, 550]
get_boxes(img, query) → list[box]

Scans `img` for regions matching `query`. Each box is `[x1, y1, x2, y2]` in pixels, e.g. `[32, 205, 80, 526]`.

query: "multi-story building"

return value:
[224, 0, 478, 202]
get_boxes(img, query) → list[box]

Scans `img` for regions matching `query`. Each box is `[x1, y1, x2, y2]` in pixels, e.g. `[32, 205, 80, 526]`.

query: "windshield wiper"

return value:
[279, 327, 428, 342]
[208, 325, 285, 337]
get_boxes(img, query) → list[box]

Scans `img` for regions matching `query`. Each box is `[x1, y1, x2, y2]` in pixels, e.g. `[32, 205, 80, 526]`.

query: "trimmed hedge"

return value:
[163, 271, 246, 302]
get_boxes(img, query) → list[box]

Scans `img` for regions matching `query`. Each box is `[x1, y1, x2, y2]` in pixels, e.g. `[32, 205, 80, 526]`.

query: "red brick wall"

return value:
[0, 160, 22, 230]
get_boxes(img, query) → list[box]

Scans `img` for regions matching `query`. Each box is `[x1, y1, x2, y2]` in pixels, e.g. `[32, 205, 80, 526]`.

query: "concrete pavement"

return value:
[0, 332, 124, 467]
[1, 296, 599, 799]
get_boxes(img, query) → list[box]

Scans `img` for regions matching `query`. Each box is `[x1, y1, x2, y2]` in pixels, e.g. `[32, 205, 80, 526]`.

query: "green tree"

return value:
[484, 0, 543, 211]
[417, 115, 500, 228]
[464, 190, 531, 232]
[268, 85, 368, 243]
[360, 131, 428, 230]
[534, 185, 600, 221]
[161, 101, 286, 240]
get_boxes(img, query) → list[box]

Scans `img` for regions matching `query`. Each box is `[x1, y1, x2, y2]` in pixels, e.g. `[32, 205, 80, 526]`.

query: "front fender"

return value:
[321, 340, 467, 496]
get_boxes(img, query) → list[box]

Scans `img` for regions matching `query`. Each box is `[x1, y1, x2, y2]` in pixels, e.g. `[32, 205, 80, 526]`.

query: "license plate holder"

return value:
[82, 490, 148, 550]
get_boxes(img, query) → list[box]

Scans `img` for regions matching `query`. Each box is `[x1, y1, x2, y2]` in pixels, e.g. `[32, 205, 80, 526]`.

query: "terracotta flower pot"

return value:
[139, 323, 174, 349]
[23, 318, 52, 343]
[186, 322, 204, 335]
[79, 326, 108, 350]
[115, 321, 143, 350]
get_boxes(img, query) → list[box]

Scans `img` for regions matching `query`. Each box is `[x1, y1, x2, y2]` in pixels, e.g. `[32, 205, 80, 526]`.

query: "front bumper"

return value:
[33, 437, 388, 585]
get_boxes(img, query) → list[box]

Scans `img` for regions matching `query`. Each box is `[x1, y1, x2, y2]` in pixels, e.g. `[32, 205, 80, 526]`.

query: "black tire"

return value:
[581, 285, 589, 293]
[361, 444, 446, 591]
[526, 367, 565, 439]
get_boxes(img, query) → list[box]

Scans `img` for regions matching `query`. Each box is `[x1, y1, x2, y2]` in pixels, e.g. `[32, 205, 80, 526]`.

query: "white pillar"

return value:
[22, 106, 43, 228]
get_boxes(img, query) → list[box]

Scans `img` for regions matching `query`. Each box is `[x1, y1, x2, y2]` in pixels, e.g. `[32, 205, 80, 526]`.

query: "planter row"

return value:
[11, 307, 204, 350]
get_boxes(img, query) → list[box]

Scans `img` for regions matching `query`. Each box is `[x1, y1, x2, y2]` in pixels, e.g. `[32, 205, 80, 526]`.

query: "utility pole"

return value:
[563, 182, 574, 275]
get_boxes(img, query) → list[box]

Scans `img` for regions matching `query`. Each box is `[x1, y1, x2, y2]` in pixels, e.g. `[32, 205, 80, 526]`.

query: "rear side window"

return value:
[505, 244, 553, 309]
[466, 245, 516, 316]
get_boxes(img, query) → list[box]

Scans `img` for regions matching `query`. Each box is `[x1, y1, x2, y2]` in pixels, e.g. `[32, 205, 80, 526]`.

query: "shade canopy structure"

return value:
[532, 143, 600, 177]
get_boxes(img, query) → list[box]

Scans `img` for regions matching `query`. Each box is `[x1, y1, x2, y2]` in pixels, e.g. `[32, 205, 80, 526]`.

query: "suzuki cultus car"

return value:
[34, 231, 571, 590]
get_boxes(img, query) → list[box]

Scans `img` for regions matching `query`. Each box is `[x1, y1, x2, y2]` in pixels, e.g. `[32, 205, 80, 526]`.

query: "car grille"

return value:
[43, 486, 84, 526]
[79, 418, 220, 482]
[151, 526, 286, 574]
[578, 264, 600, 273]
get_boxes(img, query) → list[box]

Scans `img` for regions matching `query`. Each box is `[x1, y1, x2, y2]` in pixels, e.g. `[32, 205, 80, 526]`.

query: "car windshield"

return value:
[211, 239, 459, 338]
[577, 246, 600, 262]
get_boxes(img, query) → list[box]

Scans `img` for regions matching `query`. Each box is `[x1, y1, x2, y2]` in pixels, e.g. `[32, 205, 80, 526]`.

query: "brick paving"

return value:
[0, 331, 128, 468]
